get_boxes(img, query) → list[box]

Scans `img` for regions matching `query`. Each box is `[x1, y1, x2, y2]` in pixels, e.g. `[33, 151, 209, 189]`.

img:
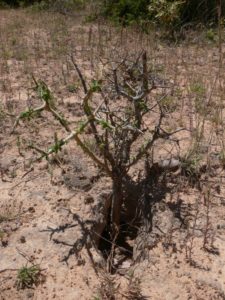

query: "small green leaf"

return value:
[98, 119, 112, 130]
[35, 80, 55, 107]
[20, 108, 35, 120]
[90, 80, 101, 92]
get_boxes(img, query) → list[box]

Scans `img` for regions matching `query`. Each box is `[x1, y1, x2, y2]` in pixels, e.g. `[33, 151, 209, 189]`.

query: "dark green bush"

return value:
[0, 0, 41, 7]
[0, 0, 86, 9]
[103, 0, 150, 25]
[181, 0, 225, 24]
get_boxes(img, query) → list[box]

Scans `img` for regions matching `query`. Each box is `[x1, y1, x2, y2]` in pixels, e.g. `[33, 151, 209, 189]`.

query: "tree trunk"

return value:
[111, 175, 123, 237]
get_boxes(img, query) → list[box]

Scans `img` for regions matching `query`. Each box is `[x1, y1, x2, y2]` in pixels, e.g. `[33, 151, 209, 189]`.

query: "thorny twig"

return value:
[11, 77, 70, 134]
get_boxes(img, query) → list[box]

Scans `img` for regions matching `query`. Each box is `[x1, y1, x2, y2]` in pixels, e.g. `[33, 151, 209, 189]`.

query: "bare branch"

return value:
[82, 89, 102, 145]
[113, 69, 120, 95]
[142, 51, 148, 92]
[48, 106, 71, 132]
[70, 55, 88, 94]
[11, 100, 46, 134]
[128, 131, 159, 168]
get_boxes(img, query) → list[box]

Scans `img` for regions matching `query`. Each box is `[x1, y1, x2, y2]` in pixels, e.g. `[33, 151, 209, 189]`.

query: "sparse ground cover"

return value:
[1, 8, 225, 300]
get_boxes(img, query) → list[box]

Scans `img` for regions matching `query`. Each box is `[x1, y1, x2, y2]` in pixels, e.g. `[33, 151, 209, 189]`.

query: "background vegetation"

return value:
[1, 0, 224, 29]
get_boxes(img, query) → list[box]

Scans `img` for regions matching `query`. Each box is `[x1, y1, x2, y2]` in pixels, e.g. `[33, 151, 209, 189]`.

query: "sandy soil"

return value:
[1, 8, 225, 300]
